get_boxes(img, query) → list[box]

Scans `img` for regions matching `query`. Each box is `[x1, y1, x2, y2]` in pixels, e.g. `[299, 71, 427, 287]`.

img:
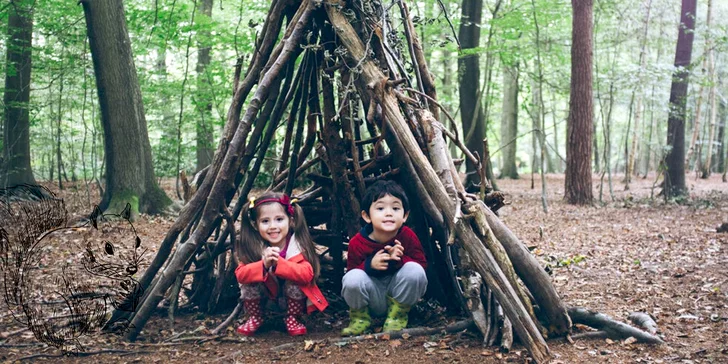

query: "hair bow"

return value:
[250, 194, 296, 216]
[279, 194, 295, 216]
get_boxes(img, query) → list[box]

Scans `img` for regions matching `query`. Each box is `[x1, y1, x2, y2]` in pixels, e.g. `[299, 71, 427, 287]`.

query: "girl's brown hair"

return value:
[235, 191, 320, 280]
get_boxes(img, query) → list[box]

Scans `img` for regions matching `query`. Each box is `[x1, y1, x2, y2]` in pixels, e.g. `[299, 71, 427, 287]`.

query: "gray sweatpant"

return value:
[341, 262, 428, 317]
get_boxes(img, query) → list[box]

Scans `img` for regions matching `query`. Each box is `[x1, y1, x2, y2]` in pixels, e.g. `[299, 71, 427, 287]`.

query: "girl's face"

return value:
[255, 203, 291, 248]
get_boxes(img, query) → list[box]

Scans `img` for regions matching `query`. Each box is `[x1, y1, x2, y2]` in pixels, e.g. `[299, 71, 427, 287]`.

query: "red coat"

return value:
[235, 242, 328, 314]
[346, 225, 427, 274]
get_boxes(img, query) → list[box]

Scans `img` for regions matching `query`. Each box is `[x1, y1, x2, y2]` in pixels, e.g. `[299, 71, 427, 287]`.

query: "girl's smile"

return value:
[255, 203, 292, 248]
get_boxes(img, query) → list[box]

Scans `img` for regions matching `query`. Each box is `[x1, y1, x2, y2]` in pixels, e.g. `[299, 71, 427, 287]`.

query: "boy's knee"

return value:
[401, 262, 427, 285]
[342, 269, 373, 292]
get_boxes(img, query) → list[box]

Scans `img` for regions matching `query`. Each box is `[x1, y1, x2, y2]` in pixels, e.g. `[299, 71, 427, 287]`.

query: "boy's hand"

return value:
[262, 247, 280, 269]
[370, 249, 391, 270]
[385, 240, 404, 261]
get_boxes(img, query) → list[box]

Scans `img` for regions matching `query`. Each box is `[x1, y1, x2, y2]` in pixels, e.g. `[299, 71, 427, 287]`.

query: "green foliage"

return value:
[5, 0, 728, 191]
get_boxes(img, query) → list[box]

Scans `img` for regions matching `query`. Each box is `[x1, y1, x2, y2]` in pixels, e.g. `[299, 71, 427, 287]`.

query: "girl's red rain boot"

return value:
[284, 298, 307, 336]
[236, 299, 263, 336]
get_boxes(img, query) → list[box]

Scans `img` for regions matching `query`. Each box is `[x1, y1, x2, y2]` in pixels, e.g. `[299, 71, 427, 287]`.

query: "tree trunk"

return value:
[500, 63, 519, 179]
[626, 0, 653, 187]
[81, 0, 171, 216]
[529, 4, 549, 212]
[685, 0, 711, 170]
[593, 109, 600, 173]
[717, 99, 726, 174]
[663, 0, 697, 198]
[2, 0, 37, 188]
[565, 0, 594, 205]
[700, 0, 716, 179]
[195, 0, 215, 172]
[458, 0, 485, 187]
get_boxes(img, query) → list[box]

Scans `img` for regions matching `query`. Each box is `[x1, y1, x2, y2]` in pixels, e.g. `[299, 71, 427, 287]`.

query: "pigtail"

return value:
[235, 199, 265, 264]
[290, 203, 321, 280]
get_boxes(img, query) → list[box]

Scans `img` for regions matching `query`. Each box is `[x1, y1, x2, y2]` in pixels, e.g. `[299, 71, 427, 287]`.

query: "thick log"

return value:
[464, 201, 537, 325]
[324, 4, 550, 362]
[464, 272, 489, 341]
[481, 205, 572, 336]
[568, 307, 663, 344]
[628, 312, 658, 335]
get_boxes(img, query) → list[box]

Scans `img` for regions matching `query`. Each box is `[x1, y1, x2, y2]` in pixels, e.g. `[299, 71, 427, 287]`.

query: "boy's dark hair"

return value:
[361, 180, 410, 213]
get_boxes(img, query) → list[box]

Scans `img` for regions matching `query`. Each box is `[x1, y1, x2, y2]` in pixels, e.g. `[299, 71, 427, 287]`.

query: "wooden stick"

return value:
[501, 316, 513, 352]
[211, 302, 243, 335]
[270, 319, 474, 352]
[18, 349, 153, 361]
[481, 204, 572, 337]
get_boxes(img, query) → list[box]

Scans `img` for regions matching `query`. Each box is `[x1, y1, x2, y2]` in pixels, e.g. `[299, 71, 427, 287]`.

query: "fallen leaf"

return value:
[389, 339, 401, 348]
[624, 337, 637, 345]
[304, 340, 315, 351]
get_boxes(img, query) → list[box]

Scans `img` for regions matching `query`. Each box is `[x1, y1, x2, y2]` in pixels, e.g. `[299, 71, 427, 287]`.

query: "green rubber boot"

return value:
[341, 307, 371, 336]
[382, 296, 411, 333]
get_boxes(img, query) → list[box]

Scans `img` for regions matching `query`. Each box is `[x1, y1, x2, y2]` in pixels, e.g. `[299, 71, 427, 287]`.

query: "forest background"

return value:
[2, 0, 727, 197]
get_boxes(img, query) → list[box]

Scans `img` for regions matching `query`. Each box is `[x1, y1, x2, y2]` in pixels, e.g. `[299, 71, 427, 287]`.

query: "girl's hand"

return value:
[385, 240, 404, 261]
[263, 247, 280, 269]
[370, 249, 391, 270]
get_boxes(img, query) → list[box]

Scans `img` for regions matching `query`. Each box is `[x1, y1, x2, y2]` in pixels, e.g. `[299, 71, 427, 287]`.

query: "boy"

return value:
[341, 180, 428, 336]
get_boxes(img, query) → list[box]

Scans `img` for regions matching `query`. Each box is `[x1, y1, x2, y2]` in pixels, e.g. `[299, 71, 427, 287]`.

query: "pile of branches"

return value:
[108, 0, 662, 362]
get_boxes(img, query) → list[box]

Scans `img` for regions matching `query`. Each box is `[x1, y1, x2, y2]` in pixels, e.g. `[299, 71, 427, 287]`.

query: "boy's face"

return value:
[362, 194, 408, 235]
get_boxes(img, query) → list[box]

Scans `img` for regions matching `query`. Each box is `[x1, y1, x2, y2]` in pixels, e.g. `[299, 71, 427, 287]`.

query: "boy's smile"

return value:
[362, 194, 409, 242]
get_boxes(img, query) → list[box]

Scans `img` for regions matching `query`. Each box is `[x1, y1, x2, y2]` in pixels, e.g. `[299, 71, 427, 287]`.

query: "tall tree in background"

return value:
[2, 0, 37, 188]
[700, 0, 717, 178]
[195, 0, 214, 172]
[564, 0, 594, 205]
[458, 0, 484, 186]
[716, 98, 725, 174]
[625, 0, 653, 190]
[663, 0, 696, 198]
[685, 0, 710, 170]
[500, 62, 519, 179]
[80, 0, 171, 216]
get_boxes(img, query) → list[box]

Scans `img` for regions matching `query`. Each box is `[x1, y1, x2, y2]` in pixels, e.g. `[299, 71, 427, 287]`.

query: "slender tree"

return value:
[564, 0, 594, 205]
[685, 0, 711, 170]
[458, 0, 484, 186]
[663, 0, 697, 198]
[80, 0, 171, 216]
[500, 62, 519, 179]
[625, 0, 653, 190]
[195, 0, 215, 172]
[716, 98, 725, 174]
[2, 0, 37, 188]
[700, 0, 717, 178]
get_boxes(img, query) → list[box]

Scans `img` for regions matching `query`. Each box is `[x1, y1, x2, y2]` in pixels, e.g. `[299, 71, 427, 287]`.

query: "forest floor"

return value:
[1, 173, 727, 363]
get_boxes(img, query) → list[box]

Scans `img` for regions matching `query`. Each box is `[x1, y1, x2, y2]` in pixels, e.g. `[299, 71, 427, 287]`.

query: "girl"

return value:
[234, 191, 328, 336]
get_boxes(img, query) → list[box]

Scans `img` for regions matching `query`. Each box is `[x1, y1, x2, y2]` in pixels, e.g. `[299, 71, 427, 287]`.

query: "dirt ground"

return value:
[1, 173, 727, 363]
